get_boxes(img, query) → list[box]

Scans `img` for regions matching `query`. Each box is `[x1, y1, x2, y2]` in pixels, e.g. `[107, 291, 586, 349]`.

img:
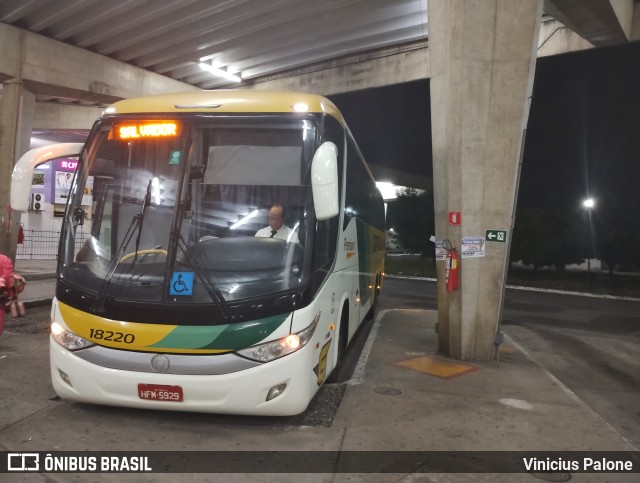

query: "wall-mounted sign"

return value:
[485, 229, 508, 243]
[448, 212, 461, 226]
[461, 236, 485, 258]
[59, 160, 78, 170]
[32, 171, 45, 186]
[54, 171, 73, 203]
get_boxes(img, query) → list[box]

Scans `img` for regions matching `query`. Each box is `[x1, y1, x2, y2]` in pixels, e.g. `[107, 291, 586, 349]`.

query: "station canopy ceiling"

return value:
[1, 0, 428, 93]
[5, 1, 632, 188]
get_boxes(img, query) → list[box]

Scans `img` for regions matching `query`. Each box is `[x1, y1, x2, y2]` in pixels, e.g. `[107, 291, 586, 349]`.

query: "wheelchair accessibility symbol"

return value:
[169, 272, 194, 296]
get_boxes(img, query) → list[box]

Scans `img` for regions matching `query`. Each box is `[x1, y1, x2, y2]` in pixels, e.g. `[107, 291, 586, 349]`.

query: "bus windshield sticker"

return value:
[169, 272, 194, 296]
[168, 150, 182, 165]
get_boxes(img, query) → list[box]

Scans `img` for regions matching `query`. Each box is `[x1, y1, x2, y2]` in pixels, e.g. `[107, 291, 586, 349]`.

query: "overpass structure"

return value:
[1, 0, 638, 360]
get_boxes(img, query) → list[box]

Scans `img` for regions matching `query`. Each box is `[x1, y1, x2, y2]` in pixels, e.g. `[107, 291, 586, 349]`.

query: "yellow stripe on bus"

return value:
[58, 302, 229, 354]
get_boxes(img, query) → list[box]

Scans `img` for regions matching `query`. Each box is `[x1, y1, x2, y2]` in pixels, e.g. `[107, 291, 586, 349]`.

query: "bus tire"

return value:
[328, 304, 349, 383]
[365, 273, 380, 321]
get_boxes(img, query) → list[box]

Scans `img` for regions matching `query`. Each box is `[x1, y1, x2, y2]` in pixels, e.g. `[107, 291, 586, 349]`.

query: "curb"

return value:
[24, 298, 54, 309]
[21, 273, 57, 281]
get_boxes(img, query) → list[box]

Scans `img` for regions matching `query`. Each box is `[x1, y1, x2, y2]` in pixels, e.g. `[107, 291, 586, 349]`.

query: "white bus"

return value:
[11, 90, 385, 416]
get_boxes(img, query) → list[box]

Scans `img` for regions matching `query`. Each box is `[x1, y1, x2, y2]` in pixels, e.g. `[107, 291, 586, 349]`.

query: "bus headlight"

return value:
[51, 322, 94, 351]
[236, 312, 320, 363]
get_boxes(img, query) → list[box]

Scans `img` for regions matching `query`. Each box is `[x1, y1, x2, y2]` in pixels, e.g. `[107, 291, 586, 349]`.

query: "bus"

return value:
[11, 90, 385, 416]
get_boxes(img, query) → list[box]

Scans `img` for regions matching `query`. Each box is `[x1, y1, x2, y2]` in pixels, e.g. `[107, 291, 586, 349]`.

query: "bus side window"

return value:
[344, 135, 366, 229]
[314, 218, 338, 269]
[343, 133, 384, 232]
[311, 217, 338, 294]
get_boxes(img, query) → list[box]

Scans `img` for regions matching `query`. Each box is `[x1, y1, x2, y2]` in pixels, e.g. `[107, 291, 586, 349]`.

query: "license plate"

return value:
[138, 383, 184, 402]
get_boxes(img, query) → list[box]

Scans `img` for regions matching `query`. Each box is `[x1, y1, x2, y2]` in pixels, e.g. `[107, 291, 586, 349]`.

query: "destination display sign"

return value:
[113, 121, 180, 140]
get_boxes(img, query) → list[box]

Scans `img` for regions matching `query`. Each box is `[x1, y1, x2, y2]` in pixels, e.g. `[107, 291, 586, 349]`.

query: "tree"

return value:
[387, 187, 435, 256]
[592, 194, 640, 274]
[597, 229, 637, 274]
[511, 208, 584, 269]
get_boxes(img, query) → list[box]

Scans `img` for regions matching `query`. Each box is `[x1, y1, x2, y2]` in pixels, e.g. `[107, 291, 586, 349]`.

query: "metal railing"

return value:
[16, 229, 89, 260]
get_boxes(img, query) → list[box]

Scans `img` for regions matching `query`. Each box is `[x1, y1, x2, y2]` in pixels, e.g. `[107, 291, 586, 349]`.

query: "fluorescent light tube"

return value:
[230, 209, 260, 230]
[198, 62, 241, 82]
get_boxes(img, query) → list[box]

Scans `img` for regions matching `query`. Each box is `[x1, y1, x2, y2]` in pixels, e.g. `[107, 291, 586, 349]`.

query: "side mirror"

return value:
[311, 142, 339, 220]
[11, 143, 84, 211]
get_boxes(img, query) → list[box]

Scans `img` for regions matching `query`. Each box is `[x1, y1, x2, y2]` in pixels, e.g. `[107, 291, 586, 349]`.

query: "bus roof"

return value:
[103, 90, 344, 124]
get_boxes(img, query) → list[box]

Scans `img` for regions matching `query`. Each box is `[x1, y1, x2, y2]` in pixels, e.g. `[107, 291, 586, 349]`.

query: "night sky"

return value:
[519, 40, 640, 225]
[329, 40, 640, 229]
[329, 79, 432, 179]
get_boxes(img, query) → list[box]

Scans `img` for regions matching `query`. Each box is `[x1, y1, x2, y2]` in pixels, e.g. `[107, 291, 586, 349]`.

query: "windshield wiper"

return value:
[131, 179, 152, 266]
[92, 181, 152, 313]
[176, 234, 232, 321]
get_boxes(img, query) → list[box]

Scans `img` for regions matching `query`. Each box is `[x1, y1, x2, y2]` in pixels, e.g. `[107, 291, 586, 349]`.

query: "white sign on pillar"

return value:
[461, 236, 485, 258]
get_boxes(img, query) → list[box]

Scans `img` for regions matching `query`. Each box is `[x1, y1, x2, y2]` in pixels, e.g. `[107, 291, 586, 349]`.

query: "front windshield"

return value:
[60, 116, 316, 310]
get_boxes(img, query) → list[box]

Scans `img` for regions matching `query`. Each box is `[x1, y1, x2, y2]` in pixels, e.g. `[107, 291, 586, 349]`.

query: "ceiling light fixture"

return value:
[198, 62, 241, 83]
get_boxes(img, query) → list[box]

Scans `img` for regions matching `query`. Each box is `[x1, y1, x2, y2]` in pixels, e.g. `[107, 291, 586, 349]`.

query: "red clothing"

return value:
[0, 254, 17, 335]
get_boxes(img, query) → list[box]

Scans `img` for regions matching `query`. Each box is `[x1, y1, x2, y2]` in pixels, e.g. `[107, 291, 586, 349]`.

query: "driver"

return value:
[255, 204, 299, 243]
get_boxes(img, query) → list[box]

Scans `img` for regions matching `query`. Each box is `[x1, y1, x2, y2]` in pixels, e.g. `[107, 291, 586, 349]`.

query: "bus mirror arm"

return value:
[311, 141, 339, 220]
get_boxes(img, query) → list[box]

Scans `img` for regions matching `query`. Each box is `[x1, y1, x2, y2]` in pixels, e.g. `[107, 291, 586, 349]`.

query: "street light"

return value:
[582, 198, 595, 275]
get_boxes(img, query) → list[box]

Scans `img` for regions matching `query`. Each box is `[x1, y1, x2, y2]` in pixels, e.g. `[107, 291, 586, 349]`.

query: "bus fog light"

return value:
[266, 383, 287, 401]
[58, 369, 73, 388]
[51, 322, 94, 351]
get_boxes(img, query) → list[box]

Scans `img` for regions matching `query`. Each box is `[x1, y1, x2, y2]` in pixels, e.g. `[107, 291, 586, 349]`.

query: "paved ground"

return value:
[1, 264, 639, 481]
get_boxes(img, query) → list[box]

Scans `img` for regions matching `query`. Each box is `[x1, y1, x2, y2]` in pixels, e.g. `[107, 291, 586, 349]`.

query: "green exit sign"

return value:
[485, 229, 507, 243]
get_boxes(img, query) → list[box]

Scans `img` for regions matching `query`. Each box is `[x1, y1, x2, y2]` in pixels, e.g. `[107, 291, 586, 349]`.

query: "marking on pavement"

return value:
[505, 333, 640, 452]
[347, 308, 433, 386]
[499, 398, 533, 410]
[498, 343, 516, 354]
[394, 355, 478, 379]
[383, 275, 640, 302]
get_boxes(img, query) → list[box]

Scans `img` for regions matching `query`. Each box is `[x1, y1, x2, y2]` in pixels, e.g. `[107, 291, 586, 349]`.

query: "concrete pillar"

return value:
[428, 0, 542, 360]
[0, 81, 36, 261]
[632, 2, 640, 40]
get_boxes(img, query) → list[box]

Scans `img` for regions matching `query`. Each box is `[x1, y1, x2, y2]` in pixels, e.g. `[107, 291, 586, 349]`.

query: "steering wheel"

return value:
[119, 249, 167, 263]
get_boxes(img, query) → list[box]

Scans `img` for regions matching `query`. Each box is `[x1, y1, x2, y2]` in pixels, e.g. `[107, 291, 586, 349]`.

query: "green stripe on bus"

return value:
[201, 313, 291, 350]
[148, 313, 290, 351]
[147, 324, 227, 350]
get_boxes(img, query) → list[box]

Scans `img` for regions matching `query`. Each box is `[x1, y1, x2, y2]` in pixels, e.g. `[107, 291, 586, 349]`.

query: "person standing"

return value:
[0, 254, 26, 336]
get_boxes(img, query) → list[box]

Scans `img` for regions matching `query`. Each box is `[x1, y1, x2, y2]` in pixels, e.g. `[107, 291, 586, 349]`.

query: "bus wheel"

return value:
[328, 306, 349, 383]
[365, 273, 380, 321]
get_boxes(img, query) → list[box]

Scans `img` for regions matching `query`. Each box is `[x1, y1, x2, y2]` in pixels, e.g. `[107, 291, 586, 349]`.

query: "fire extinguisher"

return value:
[444, 239, 459, 292]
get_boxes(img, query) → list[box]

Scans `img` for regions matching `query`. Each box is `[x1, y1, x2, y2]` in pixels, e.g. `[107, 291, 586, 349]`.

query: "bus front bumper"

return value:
[50, 336, 320, 416]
